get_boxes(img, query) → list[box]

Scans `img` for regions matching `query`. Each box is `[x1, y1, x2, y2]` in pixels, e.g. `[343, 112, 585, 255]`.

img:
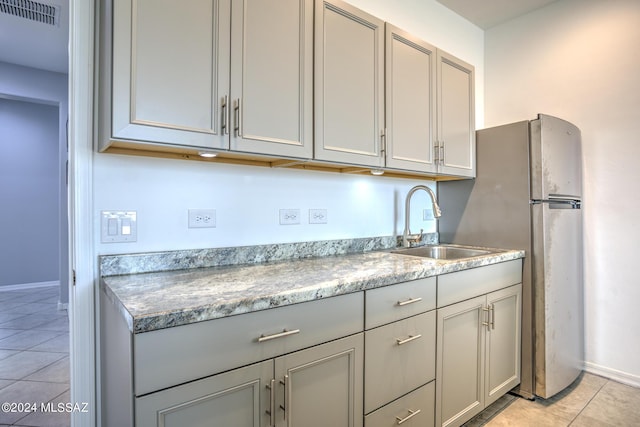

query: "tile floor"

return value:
[465, 371, 640, 426]
[0, 286, 69, 427]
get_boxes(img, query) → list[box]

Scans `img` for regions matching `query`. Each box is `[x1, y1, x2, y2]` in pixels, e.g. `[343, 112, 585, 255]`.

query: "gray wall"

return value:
[0, 62, 68, 303]
[0, 98, 59, 286]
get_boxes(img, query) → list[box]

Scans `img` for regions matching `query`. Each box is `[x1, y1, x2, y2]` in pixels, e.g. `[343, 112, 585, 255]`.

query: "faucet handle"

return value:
[407, 228, 424, 246]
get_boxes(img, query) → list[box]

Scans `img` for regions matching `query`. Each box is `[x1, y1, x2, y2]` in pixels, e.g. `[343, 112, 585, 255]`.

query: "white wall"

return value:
[485, 0, 640, 385]
[93, 0, 484, 256]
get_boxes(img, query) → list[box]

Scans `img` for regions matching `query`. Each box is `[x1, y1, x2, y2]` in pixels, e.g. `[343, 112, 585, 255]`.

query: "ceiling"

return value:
[0, 0, 69, 73]
[436, 0, 559, 29]
[0, 0, 556, 75]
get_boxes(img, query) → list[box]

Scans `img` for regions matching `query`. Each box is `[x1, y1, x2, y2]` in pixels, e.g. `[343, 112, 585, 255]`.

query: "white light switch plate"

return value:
[101, 211, 137, 243]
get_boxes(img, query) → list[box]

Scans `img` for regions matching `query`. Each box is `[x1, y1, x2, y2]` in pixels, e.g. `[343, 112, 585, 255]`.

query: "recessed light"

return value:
[370, 169, 385, 176]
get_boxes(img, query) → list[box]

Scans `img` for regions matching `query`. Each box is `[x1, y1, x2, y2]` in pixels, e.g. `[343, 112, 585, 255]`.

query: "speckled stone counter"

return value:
[100, 238, 524, 334]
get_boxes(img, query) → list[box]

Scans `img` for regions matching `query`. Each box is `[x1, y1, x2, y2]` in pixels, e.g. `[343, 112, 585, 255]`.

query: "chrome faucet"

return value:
[402, 185, 442, 247]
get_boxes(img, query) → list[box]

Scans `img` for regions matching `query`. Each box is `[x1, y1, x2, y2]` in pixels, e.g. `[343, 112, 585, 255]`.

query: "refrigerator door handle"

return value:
[530, 198, 581, 209]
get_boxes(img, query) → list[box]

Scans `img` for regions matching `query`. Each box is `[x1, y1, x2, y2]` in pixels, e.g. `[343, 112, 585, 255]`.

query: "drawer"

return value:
[364, 310, 436, 413]
[134, 292, 363, 396]
[365, 276, 436, 329]
[437, 259, 522, 308]
[365, 381, 435, 427]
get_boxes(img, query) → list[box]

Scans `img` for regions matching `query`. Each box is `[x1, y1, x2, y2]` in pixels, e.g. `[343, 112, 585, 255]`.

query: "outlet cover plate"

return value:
[279, 209, 300, 225]
[309, 209, 328, 224]
[188, 209, 216, 228]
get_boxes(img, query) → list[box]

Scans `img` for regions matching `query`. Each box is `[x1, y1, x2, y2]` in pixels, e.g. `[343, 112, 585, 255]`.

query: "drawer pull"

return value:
[396, 297, 422, 307]
[396, 408, 421, 425]
[396, 334, 422, 346]
[258, 329, 301, 343]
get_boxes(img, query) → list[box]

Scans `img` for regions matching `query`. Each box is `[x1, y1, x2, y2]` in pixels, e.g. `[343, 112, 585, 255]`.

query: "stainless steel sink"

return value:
[391, 245, 497, 260]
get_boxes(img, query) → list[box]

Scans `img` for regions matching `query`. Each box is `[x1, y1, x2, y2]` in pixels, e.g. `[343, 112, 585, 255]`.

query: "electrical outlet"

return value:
[423, 209, 435, 221]
[188, 209, 216, 228]
[309, 209, 328, 224]
[279, 209, 300, 225]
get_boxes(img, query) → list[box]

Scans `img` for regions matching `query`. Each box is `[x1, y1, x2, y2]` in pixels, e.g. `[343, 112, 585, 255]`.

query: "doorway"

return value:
[0, 97, 61, 290]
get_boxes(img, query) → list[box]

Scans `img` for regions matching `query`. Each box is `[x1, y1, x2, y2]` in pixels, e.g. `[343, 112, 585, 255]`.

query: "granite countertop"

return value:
[101, 243, 524, 334]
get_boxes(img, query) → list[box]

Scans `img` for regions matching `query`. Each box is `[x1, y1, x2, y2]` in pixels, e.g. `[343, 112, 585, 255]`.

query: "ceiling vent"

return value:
[0, 0, 59, 26]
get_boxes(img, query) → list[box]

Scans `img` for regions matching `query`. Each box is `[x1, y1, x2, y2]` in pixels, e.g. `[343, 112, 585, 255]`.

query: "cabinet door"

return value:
[275, 333, 364, 427]
[135, 359, 272, 427]
[436, 295, 485, 427]
[230, 0, 313, 158]
[314, 0, 385, 167]
[385, 24, 437, 173]
[111, 0, 230, 149]
[485, 284, 522, 406]
[436, 50, 475, 177]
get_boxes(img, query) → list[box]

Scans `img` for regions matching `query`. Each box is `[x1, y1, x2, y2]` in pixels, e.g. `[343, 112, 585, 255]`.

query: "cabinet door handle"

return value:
[490, 303, 495, 330]
[265, 378, 275, 426]
[397, 297, 422, 307]
[482, 306, 490, 331]
[440, 142, 445, 165]
[434, 141, 440, 164]
[221, 95, 229, 135]
[396, 334, 422, 346]
[257, 329, 300, 343]
[233, 98, 241, 137]
[279, 375, 288, 420]
[396, 408, 421, 425]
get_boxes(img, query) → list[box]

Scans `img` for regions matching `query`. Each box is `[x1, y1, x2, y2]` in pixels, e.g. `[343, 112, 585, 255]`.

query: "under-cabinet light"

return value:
[198, 151, 218, 158]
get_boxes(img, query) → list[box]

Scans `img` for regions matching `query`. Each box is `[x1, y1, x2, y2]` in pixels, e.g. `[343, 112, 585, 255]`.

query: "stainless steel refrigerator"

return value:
[438, 114, 584, 399]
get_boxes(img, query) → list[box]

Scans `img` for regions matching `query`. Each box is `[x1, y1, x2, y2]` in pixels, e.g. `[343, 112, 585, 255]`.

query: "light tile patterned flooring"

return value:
[465, 371, 640, 426]
[0, 286, 69, 427]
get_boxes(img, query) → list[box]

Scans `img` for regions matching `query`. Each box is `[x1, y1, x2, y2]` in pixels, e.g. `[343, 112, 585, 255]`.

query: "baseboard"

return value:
[584, 361, 640, 388]
[0, 280, 60, 292]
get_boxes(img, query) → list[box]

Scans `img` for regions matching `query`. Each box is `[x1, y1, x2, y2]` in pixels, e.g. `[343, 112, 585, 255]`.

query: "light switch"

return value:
[107, 218, 118, 236]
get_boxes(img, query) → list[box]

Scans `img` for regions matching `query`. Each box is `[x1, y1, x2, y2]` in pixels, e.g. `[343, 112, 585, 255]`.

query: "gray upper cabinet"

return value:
[436, 50, 476, 177]
[384, 24, 437, 173]
[101, 0, 475, 177]
[108, 0, 231, 150]
[230, 0, 313, 157]
[314, 0, 385, 168]
[103, 0, 313, 158]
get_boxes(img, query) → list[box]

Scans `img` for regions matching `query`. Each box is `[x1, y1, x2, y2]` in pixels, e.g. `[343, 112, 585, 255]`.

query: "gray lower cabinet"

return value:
[102, 259, 522, 427]
[136, 333, 363, 427]
[136, 359, 273, 427]
[364, 277, 437, 426]
[365, 382, 435, 427]
[275, 334, 364, 427]
[435, 283, 522, 427]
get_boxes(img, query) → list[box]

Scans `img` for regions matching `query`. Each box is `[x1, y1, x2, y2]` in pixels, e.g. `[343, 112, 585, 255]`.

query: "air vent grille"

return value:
[0, 0, 58, 26]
